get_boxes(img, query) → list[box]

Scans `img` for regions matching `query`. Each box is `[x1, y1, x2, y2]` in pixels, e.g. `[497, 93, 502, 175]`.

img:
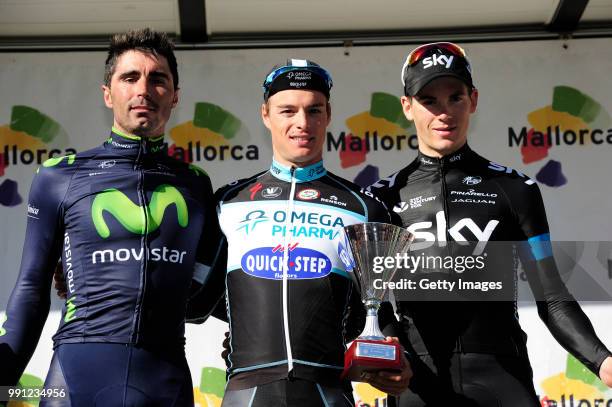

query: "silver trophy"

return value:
[340, 222, 414, 381]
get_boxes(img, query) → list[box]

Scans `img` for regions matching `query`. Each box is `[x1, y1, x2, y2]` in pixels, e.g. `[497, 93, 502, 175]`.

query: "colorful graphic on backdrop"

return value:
[332, 92, 415, 170]
[328, 92, 414, 187]
[509, 86, 611, 188]
[354, 382, 388, 407]
[169, 102, 258, 163]
[539, 354, 612, 406]
[193, 367, 225, 407]
[0, 106, 75, 207]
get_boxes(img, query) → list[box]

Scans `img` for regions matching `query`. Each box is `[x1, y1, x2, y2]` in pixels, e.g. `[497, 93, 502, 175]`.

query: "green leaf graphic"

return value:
[199, 367, 225, 398]
[566, 353, 608, 392]
[193, 102, 241, 139]
[10, 105, 67, 143]
[370, 92, 411, 129]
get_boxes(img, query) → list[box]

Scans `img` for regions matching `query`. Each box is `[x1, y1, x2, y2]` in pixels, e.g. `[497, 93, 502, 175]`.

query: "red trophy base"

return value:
[341, 339, 403, 382]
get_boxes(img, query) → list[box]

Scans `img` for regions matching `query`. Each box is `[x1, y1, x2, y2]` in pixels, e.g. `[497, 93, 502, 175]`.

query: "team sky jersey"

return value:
[213, 159, 390, 390]
[0, 129, 223, 385]
[369, 143, 611, 376]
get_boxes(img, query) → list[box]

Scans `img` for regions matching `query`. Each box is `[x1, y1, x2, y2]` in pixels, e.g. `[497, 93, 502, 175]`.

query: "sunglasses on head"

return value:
[262, 65, 333, 96]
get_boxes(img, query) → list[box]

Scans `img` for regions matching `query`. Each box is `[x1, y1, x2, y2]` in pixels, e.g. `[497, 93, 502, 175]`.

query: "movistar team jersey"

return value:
[0, 129, 223, 385]
[369, 143, 611, 377]
[214, 160, 390, 390]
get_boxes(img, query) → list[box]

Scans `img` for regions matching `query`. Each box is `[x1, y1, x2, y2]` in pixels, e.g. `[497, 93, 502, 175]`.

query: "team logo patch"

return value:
[249, 183, 263, 200]
[320, 195, 347, 207]
[462, 176, 482, 185]
[393, 202, 409, 213]
[261, 186, 282, 199]
[236, 209, 269, 235]
[98, 160, 116, 169]
[297, 188, 320, 200]
[241, 246, 332, 279]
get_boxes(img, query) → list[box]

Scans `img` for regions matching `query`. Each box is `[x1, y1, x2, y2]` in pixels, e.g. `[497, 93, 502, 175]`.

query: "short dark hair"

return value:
[104, 28, 179, 89]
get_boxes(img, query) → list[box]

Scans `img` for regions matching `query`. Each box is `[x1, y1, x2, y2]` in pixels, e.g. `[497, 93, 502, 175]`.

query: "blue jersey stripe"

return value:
[527, 233, 552, 261]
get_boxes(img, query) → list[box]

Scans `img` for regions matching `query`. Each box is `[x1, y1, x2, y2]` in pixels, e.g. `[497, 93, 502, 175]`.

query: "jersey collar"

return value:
[417, 143, 473, 170]
[104, 127, 167, 156]
[269, 158, 327, 183]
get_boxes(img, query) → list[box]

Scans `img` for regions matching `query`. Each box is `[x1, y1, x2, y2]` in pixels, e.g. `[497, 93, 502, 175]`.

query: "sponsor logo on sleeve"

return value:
[261, 186, 282, 199]
[297, 188, 320, 200]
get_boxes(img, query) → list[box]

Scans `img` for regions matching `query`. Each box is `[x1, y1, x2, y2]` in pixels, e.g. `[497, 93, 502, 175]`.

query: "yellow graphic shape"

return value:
[7, 401, 36, 407]
[354, 382, 388, 405]
[193, 388, 222, 407]
[0, 125, 46, 150]
[528, 106, 589, 134]
[541, 373, 604, 401]
[170, 122, 228, 149]
[346, 111, 408, 140]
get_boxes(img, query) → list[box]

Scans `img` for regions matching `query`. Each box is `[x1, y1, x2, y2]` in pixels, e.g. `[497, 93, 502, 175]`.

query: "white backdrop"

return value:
[1, 37, 611, 406]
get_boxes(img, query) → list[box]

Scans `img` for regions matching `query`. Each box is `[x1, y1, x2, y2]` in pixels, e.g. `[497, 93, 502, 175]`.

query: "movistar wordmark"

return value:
[91, 184, 188, 238]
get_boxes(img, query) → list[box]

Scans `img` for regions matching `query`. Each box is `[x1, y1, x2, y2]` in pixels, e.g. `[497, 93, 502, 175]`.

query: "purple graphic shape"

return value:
[0, 179, 22, 207]
[536, 160, 567, 187]
[353, 165, 380, 188]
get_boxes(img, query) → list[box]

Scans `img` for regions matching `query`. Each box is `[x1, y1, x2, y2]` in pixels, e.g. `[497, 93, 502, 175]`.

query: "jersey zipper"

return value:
[438, 159, 451, 242]
[439, 158, 465, 353]
[131, 139, 149, 343]
[282, 166, 297, 373]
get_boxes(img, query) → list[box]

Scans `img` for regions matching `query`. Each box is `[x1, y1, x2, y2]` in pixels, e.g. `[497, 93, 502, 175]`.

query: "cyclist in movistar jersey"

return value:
[192, 59, 412, 407]
[0, 29, 224, 406]
[370, 42, 612, 406]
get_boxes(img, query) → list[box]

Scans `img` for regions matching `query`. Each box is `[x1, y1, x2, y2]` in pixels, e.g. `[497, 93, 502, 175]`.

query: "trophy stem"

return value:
[358, 299, 385, 340]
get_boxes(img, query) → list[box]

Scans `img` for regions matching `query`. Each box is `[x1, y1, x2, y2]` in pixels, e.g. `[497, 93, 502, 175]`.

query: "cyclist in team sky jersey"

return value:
[369, 42, 612, 406]
[189, 59, 413, 407]
[0, 29, 224, 406]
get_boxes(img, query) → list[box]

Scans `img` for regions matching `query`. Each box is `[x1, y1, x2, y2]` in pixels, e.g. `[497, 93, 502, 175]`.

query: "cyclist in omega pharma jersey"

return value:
[0, 29, 224, 406]
[369, 42, 612, 406]
[188, 58, 413, 407]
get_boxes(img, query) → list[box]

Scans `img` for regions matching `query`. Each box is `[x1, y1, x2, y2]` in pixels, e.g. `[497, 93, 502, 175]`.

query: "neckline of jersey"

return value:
[417, 143, 473, 169]
[105, 128, 167, 156]
[269, 159, 327, 183]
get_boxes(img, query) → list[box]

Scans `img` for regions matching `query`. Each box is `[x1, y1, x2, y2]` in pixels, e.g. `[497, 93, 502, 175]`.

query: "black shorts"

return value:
[394, 353, 540, 407]
[41, 343, 193, 407]
[222, 378, 353, 407]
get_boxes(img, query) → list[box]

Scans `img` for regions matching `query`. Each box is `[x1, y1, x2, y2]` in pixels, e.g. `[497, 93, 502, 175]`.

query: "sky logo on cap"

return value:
[422, 54, 454, 69]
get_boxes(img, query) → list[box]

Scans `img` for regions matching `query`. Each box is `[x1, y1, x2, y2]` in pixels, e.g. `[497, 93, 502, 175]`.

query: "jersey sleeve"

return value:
[0, 166, 68, 385]
[360, 188, 392, 224]
[343, 282, 366, 343]
[514, 181, 612, 374]
[186, 180, 228, 324]
[367, 171, 404, 227]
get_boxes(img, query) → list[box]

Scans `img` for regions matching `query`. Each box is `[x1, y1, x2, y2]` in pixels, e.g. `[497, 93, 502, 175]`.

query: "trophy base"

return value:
[341, 339, 403, 382]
